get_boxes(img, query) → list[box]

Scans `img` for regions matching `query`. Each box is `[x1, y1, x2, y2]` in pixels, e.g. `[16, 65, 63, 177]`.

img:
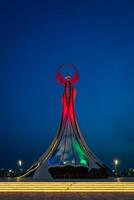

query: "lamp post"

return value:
[18, 160, 23, 175]
[114, 159, 119, 177]
[18, 160, 22, 167]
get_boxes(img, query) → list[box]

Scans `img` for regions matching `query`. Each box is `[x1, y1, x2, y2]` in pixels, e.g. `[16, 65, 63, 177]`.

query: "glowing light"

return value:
[0, 182, 134, 193]
[80, 159, 87, 165]
[74, 139, 89, 166]
[114, 160, 119, 165]
[18, 160, 23, 167]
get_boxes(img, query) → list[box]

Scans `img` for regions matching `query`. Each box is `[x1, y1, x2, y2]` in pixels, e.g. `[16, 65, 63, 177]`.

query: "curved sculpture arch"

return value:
[20, 65, 111, 179]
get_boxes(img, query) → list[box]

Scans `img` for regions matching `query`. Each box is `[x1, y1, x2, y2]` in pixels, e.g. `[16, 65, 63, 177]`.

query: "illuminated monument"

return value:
[22, 65, 111, 179]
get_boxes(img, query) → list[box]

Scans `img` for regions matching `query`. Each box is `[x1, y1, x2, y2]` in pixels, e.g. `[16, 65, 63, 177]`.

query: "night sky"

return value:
[0, 0, 134, 171]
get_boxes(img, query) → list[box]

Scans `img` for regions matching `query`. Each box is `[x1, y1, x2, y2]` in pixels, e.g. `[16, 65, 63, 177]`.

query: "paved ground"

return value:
[0, 193, 134, 200]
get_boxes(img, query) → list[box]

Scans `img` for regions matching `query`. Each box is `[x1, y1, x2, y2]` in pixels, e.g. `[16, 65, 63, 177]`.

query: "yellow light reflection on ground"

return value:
[0, 182, 134, 192]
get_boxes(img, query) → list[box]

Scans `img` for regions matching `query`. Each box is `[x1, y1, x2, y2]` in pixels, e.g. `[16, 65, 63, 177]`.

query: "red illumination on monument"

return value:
[57, 65, 79, 124]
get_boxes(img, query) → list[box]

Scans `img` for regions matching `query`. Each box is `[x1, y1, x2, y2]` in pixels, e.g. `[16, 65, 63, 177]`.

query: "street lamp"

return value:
[18, 160, 22, 167]
[114, 159, 119, 177]
[114, 159, 118, 165]
[17, 160, 23, 175]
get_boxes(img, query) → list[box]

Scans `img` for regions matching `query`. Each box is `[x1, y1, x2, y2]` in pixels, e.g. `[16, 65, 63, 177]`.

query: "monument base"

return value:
[49, 165, 111, 179]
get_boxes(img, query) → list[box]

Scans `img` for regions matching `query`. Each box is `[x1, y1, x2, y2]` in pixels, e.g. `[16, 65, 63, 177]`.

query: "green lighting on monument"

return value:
[74, 138, 88, 165]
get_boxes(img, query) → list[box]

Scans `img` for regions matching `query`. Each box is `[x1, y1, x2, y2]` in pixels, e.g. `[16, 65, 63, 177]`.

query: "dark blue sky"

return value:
[0, 0, 134, 171]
